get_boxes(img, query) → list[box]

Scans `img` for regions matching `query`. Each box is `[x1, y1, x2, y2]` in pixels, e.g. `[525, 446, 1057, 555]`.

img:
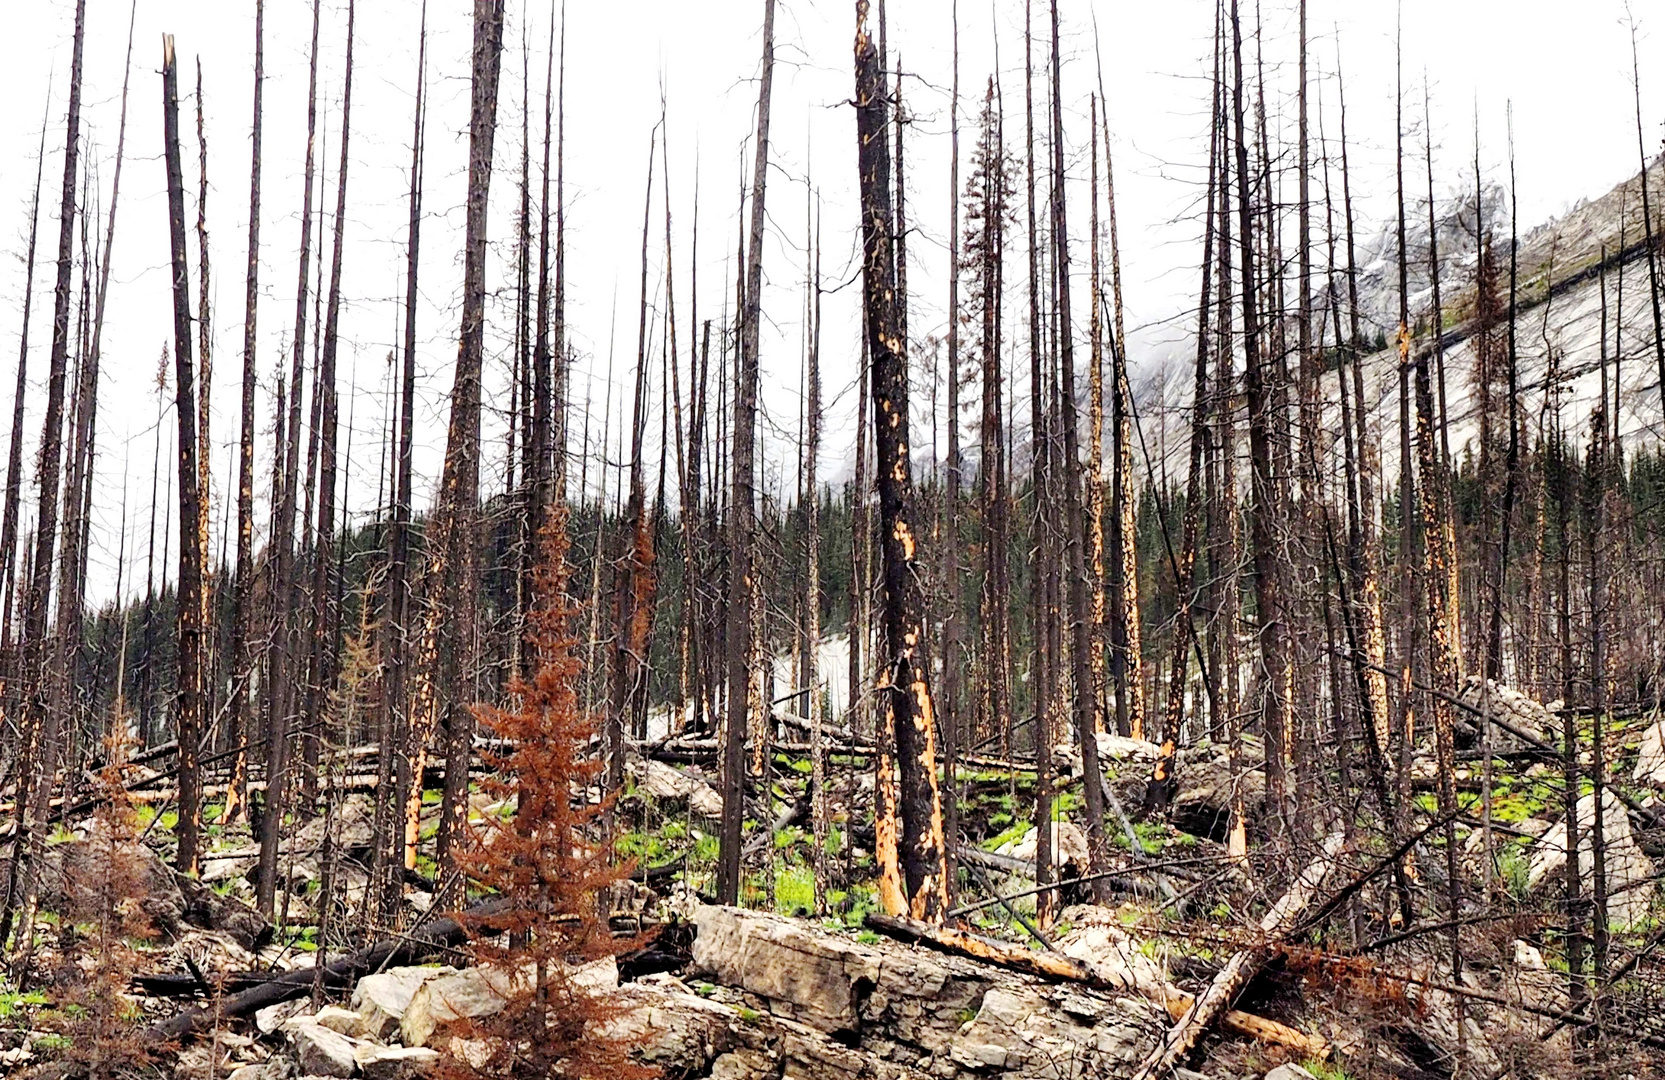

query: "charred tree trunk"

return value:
[163, 32, 207, 877]
[1229, 0, 1287, 840]
[855, 0, 950, 922]
[610, 133, 657, 790]
[1046, 0, 1112, 896]
[301, 0, 355, 814]
[2, 0, 85, 954]
[0, 93, 48, 692]
[227, 0, 265, 827]
[374, 0, 426, 927]
[431, 0, 505, 906]
[807, 198, 827, 913]
[716, 0, 775, 907]
[1022, 0, 1056, 930]
[193, 61, 215, 741]
[1632, 20, 1665, 423]
[257, 0, 322, 920]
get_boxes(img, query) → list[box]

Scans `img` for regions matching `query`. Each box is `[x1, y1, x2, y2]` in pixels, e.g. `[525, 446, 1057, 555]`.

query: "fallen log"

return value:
[1130, 831, 1346, 1080]
[146, 897, 510, 1044]
[864, 913, 1328, 1060]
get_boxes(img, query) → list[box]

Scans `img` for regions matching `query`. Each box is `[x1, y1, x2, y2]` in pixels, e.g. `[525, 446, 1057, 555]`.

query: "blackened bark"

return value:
[163, 33, 207, 877]
[1047, 0, 1111, 896]
[1230, 0, 1287, 838]
[1, 0, 85, 954]
[375, 0, 426, 926]
[257, 0, 322, 920]
[0, 93, 48, 682]
[301, 0, 355, 814]
[716, 0, 776, 907]
[855, 0, 949, 922]
[433, 0, 505, 906]
[228, 0, 265, 826]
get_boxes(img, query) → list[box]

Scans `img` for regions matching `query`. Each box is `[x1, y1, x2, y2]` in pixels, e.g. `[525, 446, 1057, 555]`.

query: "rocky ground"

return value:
[1, 687, 1663, 1078]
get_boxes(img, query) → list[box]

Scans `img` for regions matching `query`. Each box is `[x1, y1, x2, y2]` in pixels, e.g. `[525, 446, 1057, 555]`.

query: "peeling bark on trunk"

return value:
[855, 0, 949, 922]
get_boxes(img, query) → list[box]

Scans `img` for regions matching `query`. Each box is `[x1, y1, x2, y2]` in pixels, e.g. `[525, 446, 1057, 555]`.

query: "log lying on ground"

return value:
[1130, 831, 1346, 1080]
[146, 897, 510, 1044]
[864, 913, 1329, 1060]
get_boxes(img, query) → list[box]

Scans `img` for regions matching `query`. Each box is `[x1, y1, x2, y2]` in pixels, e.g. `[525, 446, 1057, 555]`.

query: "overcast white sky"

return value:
[3, 0, 1663, 606]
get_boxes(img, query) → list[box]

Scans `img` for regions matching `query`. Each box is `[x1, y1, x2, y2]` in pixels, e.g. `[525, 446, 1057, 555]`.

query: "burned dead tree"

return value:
[854, 0, 950, 922]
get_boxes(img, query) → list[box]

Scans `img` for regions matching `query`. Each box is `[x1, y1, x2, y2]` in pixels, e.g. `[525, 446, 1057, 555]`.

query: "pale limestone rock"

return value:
[1527, 789, 1657, 927]
[1514, 939, 1547, 971]
[632, 758, 725, 816]
[1095, 732, 1164, 762]
[255, 999, 308, 1035]
[445, 1037, 496, 1071]
[1454, 676, 1559, 748]
[996, 821, 1091, 873]
[682, 905, 1164, 1079]
[311, 1006, 364, 1036]
[289, 1021, 361, 1078]
[709, 1048, 776, 1080]
[691, 904, 882, 1034]
[1265, 1065, 1317, 1080]
[174, 1043, 233, 1080]
[1634, 717, 1665, 785]
[350, 965, 456, 1041]
[401, 967, 518, 1048]
[354, 1044, 440, 1080]
[399, 956, 619, 1048]
[1053, 904, 1170, 992]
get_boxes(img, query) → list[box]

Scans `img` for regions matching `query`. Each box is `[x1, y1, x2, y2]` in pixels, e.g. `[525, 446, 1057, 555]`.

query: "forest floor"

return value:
[0, 686, 1661, 1079]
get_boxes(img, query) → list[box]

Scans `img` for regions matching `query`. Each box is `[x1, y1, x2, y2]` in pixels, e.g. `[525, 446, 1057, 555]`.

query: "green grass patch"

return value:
[0, 989, 47, 1019]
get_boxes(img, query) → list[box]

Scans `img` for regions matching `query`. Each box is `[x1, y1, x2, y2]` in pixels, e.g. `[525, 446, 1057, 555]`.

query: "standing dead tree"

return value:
[2, 0, 86, 956]
[716, 0, 776, 907]
[854, 0, 950, 923]
[0, 90, 49, 696]
[300, 0, 356, 813]
[226, 0, 265, 827]
[257, 0, 322, 921]
[373, 0, 427, 928]
[1228, 0, 1289, 841]
[1047, 0, 1112, 894]
[424, 0, 505, 906]
[162, 31, 207, 877]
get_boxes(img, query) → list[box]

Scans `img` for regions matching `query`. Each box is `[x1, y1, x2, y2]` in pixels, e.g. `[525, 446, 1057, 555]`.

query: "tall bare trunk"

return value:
[431, 0, 505, 906]
[0, 90, 49, 692]
[716, 0, 776, 907]
[855, 0, 950, 922]
[301, 0, 355, 815]
[376, 1, 426, 927]
[257, 0, 322, 919]
[227, 0, 265, 827]
[193, 61, 215, 738]
[1229, 0, 1287, 840]
[2, 0, 85, 954]
[1022, 0, 1056, 929]
[1046, 0, 1111, 896]
[163, 32, 207, 878]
